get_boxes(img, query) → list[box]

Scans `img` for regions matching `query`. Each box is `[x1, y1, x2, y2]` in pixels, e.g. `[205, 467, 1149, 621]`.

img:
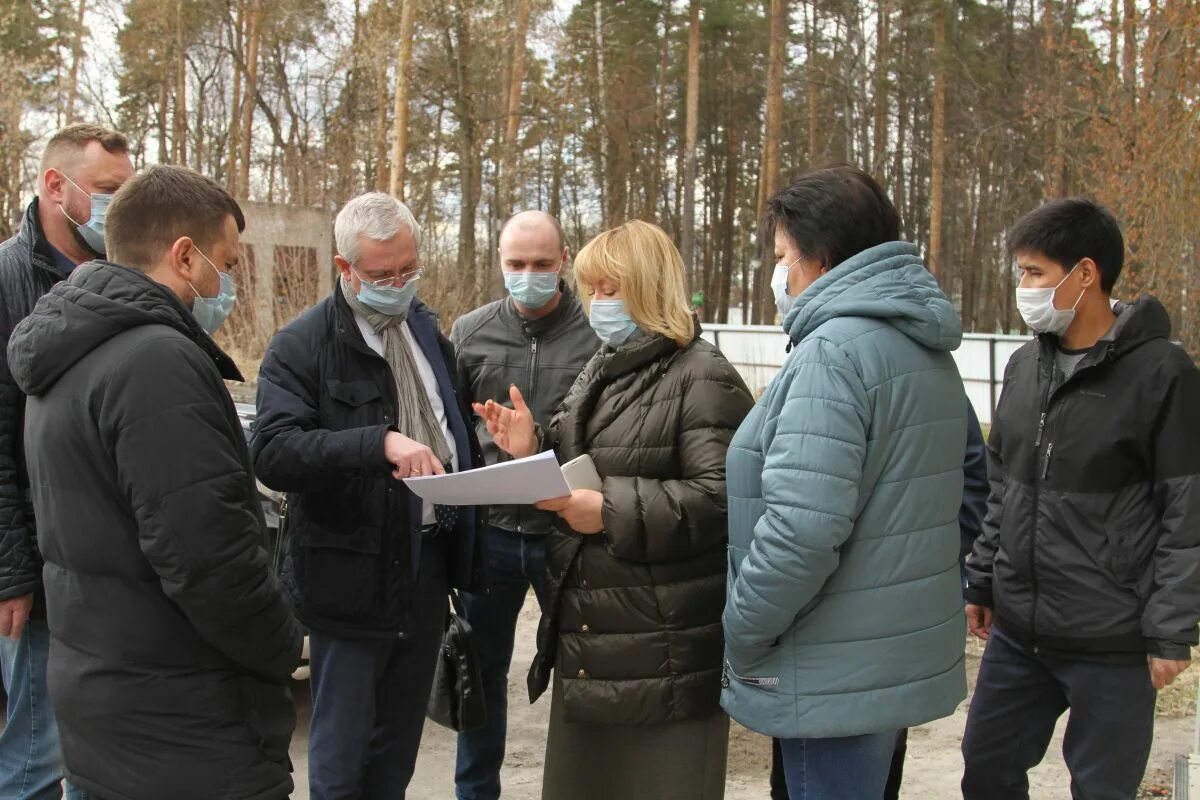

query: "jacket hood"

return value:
[8, 259, 242, 396]
[784, 241, 962, 352]
[1057, 294, 1170, 354]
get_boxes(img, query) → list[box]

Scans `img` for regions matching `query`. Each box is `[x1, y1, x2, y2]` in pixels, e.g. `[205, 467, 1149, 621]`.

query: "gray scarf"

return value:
[341, 278, 452, 466]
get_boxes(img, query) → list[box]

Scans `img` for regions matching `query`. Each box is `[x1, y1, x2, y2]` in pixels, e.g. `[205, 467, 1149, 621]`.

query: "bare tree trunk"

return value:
[805, 2, 820, 164]
[1121, 0, 1138, 153]
[228, 0, 244, 193]
[872, 0, 890, 178]
[389, 0, 417, 199]
[755, 0, 787, 324]
[63, 0, 87, 122]
[174, 0, 187, 164]
[929, 2, 948, 280]
[441, 1, 482, 296]
[157, 81, 169, 164]
[239, 0, 263, 198]
[594, 1, 608, 225]
[499, 0, 532, 216]
[680, 0, 701, 272]
[648, 4, 671, 224]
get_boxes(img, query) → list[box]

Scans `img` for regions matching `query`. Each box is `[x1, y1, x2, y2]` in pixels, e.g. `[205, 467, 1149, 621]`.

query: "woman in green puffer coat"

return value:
[722, 166, 969, 799]
[476, 220, 753, 800]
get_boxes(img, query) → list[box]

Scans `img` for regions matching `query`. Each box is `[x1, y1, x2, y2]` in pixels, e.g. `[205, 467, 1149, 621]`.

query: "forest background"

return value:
[2, 0, 1197, 365]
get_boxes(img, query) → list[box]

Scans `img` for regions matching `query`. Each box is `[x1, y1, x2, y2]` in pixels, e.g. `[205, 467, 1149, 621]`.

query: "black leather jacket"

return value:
[451, 283, 599, 536]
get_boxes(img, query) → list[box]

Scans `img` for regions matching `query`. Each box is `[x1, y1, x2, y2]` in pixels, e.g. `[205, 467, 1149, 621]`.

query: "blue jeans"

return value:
[777, 730, 898, 800]
[454, 528, 548, 800]
[0, 618, 86, 800]
[961, 626, 1155, 800]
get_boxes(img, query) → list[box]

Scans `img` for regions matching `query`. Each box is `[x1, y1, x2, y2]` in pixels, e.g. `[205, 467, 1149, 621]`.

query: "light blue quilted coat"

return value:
[721, 241, 969, 739]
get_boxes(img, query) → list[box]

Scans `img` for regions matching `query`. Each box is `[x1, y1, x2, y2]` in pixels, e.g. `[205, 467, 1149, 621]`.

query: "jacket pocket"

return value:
[237, 674, 295, 763]
[326, 379, 383, 407]
[722, 654, 781, 690]
[300, 522, 383, 622]
[323, 379, 386, 430]
[1103, 524, 1148, 590]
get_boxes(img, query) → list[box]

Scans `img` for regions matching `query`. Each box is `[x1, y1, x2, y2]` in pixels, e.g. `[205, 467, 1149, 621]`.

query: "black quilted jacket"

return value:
[0, 200, 69, 612]
[8, 260, 303, 800]
[527, 321, 754, 725]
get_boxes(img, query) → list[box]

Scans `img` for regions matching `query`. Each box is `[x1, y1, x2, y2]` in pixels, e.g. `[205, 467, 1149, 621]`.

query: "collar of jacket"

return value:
[95, 260, 244, 382]
[331, 279, 441, 356]
[501, 279, 582, 339]
[595, 314, 702, 383]
[18, 199, 70, 282]
[1035, 293, 1172, 377]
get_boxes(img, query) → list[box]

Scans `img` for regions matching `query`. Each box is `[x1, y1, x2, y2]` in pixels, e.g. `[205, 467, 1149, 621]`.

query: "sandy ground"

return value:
[285, 596, 1193, 799]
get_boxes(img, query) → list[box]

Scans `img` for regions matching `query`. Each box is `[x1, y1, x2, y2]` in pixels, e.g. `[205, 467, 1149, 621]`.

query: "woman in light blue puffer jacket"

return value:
[722, 166, 969, 799]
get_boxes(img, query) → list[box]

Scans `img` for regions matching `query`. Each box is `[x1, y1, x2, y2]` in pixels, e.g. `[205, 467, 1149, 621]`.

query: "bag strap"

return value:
[448, 587, 465, 618]
[271, 495, 290, 575]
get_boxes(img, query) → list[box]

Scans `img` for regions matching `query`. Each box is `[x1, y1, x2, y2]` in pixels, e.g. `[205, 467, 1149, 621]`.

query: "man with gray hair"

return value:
[251, 192, 485, 799]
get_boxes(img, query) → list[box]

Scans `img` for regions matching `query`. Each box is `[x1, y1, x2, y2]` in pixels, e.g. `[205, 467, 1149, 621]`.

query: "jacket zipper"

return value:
[517, 336, 540, 534]
[1026, 343, 1104, 651]
[723, 660, 780, 688]
[1028, 368, 1055, 653]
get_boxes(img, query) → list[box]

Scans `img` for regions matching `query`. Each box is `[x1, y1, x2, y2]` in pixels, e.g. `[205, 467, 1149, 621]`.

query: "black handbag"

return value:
[426, 589, 487, 732]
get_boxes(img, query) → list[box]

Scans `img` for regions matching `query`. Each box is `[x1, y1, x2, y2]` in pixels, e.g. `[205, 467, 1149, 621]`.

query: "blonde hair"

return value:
[573, 220, 695, 347]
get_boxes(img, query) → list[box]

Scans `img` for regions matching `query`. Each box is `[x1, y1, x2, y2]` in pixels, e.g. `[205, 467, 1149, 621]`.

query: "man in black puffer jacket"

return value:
[7, 165, 303, 800]
[963, 198, 1200, 800]
[0, 123, 133, 800]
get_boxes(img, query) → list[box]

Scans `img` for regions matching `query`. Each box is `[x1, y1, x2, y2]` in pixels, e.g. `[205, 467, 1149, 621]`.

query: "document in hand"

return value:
[402, 450, 572, 506]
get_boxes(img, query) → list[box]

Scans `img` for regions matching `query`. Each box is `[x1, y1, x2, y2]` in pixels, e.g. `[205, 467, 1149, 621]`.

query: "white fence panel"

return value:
[702, 324, 1029, 426]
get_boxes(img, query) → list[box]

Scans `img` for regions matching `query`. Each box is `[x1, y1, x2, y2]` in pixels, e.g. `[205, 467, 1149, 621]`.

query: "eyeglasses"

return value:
[351, 265, 424, 289]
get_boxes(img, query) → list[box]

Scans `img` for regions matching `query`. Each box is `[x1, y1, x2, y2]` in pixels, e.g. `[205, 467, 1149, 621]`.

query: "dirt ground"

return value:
[285, 596, 1194, 799]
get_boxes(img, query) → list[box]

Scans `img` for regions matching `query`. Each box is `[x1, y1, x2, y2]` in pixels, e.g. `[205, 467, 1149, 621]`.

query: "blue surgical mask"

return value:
[504, 270, 560, 310]
[59, 174, 111, 257]
[589, 299, 639, 347]
[351, 266, 420, 317]
[188, 245, 237, 335]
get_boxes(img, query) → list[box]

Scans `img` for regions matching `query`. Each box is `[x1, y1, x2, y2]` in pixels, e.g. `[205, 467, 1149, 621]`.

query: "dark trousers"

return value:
[961, 626, 1156, 800]
[307, 530, 448, 800]
[454, 527, 548, 800]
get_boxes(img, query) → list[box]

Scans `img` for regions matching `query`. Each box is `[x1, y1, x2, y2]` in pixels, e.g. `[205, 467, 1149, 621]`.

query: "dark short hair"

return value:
[106, 165, 245, 269]
[764, 165, 900, 270]
[1005, 198, 1124, 293]
[40, 123, 128, 172]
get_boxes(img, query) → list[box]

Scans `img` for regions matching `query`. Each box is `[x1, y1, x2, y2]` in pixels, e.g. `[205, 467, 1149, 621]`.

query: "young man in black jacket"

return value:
[251, 192, 486, 800]
[962, 198, 1200, 800]
[7, 165, 303, 800]
[449, 211, 599, 800]
[0, 123, 133, 800]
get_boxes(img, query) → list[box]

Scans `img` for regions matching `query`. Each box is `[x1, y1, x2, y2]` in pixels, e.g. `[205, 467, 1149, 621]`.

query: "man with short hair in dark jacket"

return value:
[251, 192, 486, 800]
[962, 198, 1200, 800]
[450, 210, 598, 800]
[0, 123, 133, 800]
[7, 164, 303, 800]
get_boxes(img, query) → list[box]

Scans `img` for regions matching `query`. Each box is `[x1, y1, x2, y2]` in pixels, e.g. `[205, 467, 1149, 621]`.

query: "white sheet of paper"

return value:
[402, 450, 572, 506]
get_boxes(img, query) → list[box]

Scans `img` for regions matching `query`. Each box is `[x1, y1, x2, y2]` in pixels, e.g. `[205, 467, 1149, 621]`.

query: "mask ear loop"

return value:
[1058, 262, 1087, 312]
[186, 243, 220, 301]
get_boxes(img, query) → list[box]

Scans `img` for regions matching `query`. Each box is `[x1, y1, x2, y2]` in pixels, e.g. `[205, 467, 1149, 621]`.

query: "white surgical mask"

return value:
[771, 256, 802, 321]
[1015, 262, 1084, 336]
